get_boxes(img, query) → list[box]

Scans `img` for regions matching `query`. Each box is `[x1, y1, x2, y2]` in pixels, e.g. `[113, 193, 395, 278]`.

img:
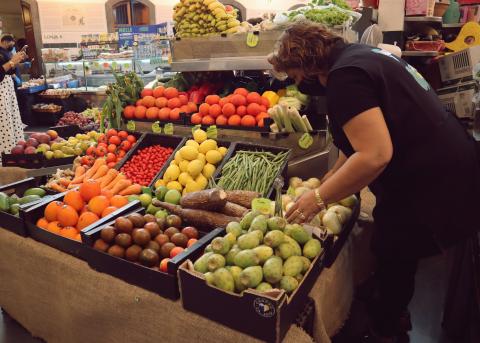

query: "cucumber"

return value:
[19, 194, 41, 205]
[10, 203, 20, 216]
[8, 194, 20, 206]
[23, 187, 46, 197]
[0, 192, 10, 212]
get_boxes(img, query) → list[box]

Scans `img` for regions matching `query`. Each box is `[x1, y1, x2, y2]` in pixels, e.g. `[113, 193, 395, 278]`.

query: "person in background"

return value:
[0, 34, 27, 162]
[269, 21, 480, 342]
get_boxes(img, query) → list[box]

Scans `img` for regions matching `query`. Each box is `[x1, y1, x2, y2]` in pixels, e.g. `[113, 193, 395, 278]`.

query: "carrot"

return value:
[58, 178, 71, 187]
[104, 173, 126, 190]
[84, 159, 106, 179]
[119, 184, 142, 196]
[111, 179, 132, 195]
[70, 174, 85, 185]
[74, 166, 86, 178]
[49, 183, 67, 193]
[91, 165, 109, 179]
[99, 169, 119, 188]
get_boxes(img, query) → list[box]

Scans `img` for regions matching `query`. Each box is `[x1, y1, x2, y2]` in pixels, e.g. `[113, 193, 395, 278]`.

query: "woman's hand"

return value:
[10, 52, 27, 66]
[285, 190, 324, 224]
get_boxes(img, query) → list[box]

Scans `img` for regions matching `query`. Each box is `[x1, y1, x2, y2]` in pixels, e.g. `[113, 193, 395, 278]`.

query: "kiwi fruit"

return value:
[155, 234, 169, 247]
[139, 248, 160, 267]
[108, 245, 125, 258]
[156, 217, 166, 230]
[166, 214, 182, 228]
[115, 233, 132, 248]
[164, 227, 180, 238]
[114, 217, 133, 234]
[93, 239, 109, 252]
[128, 213, 145, 228]
[132, 228, 151, 246]
[144, 222, 161, 238]
[160, 242, 175, 258]
[181, 226, 199, 240]
[171, 233, 189, 248]
[100, 226, 116, 243]
[143, 214, 156, 223]
[146, 241, 160, 253]
[125, 244, 142, 261]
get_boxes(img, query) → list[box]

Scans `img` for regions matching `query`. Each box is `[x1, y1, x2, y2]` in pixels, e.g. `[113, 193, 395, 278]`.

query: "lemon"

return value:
[178, 172, 194, 186]
[174, 151, 183, 164]
[193, 129, 208, 144]
[199, 139, 218, 154]
[185, 139, 200, 149]
[170, 160, 177, 166]
[195, 174, 208, 189]
[218, 146, 228, 156]
[179, 146, 199, 161]
[206, 150, 223, 165]
[202, 163, 216, 178]
[179, 160, 189, 172]
[155, 179, 166, 189]
[164, 164, 180, 182]
[187, 159, 204, 177]
[185, 180, 202, 193]
[166, 181, 183, 192]
[197, 152, 206, 164]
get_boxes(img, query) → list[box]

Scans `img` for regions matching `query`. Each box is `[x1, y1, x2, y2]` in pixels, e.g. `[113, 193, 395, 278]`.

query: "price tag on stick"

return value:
[191, 124, 201, 135]
[151, 121, 162, 133]
[298, 133, 313, 150]
[206, 125, 218, 139]
[127, 120, 136, 131]
[164, 123, 174, 135]
[246, 32, 259, 48]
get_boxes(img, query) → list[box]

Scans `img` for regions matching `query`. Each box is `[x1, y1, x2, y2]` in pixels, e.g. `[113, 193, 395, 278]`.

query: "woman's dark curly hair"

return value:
[269, 21, 344, 76]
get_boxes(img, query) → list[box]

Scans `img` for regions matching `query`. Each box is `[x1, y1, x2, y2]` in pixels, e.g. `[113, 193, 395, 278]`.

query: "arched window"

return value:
[220, 0, 246, 22]
[106, 0, 155, 32]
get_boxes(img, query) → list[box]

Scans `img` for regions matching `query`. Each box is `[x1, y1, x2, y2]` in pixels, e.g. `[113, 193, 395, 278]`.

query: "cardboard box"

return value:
[405, 0, 435, 16]
[437, 81, 477, 118]
[438, 46, 480, 85]
[171, 31, 282, 61]
[178, 228, 332, 343]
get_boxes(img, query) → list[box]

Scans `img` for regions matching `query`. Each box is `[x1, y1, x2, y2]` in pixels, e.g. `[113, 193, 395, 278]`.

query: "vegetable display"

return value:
[268, 104, 313, 134]
[57, 111, 100, 132]
[215, 150, 289, 196]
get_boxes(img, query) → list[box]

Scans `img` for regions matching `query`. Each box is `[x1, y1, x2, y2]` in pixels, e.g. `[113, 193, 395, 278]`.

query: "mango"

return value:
[224, 232, 237, 247]
[240, 210, 259, 230]
[204, 272, 215, 285]
[288, 225, 311, 245]
[225, 246, 240, 265]
[303, 239, 322, 260]
[204, 244, 213, 253]
[207, 253, 226, 272]
[267, 216, 286, 231]
[250, 215, 268, 234]
[280, 275, 299, 293]
[240, 266, 263, 288]
[256, 282, 273, 292]
[284, 224, 296, 236]
[263, 256, 283, 284]
[264, 230, 285, 248]
[283, 256, 303, 277]
[248, 228, 264, 242]
[300, 256, 311, 273]
[213, 268, 234, 292]
[275, 243, 296, 260]
[234, 249, 259, 268]
[226, 221, 242, 237]
[283, 235, 302, 256]
[253, 245, 273, 264]
[227, 266, 245, 292]
[237, 232, 260, 250]
[194, 252, 212, 273]
[211, 237, 231, 255]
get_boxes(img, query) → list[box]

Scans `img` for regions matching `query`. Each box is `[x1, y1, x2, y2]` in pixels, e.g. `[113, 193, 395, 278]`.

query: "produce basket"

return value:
[0, 176, 55, 236]
[22, 195, 141, 259]
[178, 227, 331, 343]
[115, 133, 187, 187]
[49, 125, 85, 138]
[32, 106, 63, 113]
[82, 207, 224, 300]
[17, 84, 47, 94]
[1, 152, 44, 169]
[213, 142, 291, 199]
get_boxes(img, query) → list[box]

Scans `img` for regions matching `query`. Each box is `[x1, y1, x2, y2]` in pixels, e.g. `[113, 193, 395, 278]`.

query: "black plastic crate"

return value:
[213, 142, 291, 199]
[22, 194, 141, 259]
[82, 206, 223, 299]
[116, 133, 186, 187]
[1, 152, 44, 169]
[185, 114, 272, 133]
[49, 125, 84, 138]
[127, 112, 188, 126]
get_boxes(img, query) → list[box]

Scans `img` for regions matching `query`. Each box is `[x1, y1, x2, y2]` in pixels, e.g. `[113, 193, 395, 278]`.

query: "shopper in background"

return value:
[270, 21, 480, 343]
[0, 34, 27, 162]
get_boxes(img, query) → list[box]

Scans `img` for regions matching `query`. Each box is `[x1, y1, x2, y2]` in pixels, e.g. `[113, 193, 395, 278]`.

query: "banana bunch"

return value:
[173, 0, 242, 37]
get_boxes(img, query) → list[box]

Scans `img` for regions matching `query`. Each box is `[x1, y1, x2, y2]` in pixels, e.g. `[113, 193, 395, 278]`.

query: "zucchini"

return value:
[23, 187, 46, 197]
[0, 192, 10, 212]
[19, 194, 41, 205]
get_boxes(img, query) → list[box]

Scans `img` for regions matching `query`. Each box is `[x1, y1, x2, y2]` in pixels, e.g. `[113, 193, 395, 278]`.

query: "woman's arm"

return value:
[321, 150, 347, 182]
[1, 52, 27, 82]
[286, 107, 393, 222]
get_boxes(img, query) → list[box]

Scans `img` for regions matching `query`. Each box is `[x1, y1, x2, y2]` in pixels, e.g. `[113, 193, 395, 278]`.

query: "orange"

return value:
[218, 97, 228, 108]
[142, 96, 156, 108]
[80, 205, 89, 214]
[247, 103, 261, 116]
[74, 233, 82, 242]
[256, 112, 269, 127]
[36, 217, 49, 229]
[101, 189, 114, 199]
[134, 106, 147, 119]
[164, 87, 179, 99]
[57, 205, 79, 227]
[141, 89, 153, 98]
[230, 94, 246, 107]
[146, 107, 159, 120]
[123, 105, 135, 119]
[88, 195, 110, 217]
[64, 190, 85, 212]
[179, 105, 190, 114]
[167, 98, 181, 109]
[233, 88, 249, 97]
[44, 201, 64, 222]
[46, 221, 62, 234]
[201, 115, 215, 125]
[237, 105, 247, 116]
[77, 212, 100, 231]
[199, 103, 210, 116]
[136, 99, 143, 106]
[222, 103, 235, 117]
[152, 86, 165, 98]
[261, 96, 270, 108]
[178, 94, 188, 105]
[208, 104, 221, 118]
[79, 179, 101, 202]
[187, 102, 197, 113]
[205, 95, 220, 105]
[158, 107, 171, 121]
[59, 227, 79, 240]
[228, 115, 241, 126]
[155, 97, 168, 108]
[190, 113, 202, 125]
[110, 195, 128, 208]
[216, 115, 228, 126]
[241, 115, 256, 127]
[170, 108, 181, 121]
[246, 92, 262, 105]
[101, 206, 118, 218]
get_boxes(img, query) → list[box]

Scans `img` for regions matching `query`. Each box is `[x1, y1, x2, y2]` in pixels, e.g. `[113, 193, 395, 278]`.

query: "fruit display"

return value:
[40, 89, 72, 98]
[283, 1, 358, 27]
[120, 145, 174, 186]
[18, 77, 45, 89]
[192, 210, 323, 294]
[92, 212, 200, 271]
[214, 148, 289, 197]
[32, 103, 62, 113]
[57, 111, 100, 132]
[0, 187, 48, 217]
[190, 88, 271, 127]
[162, 72, 227, 103]
[82, 129, 137, 168]
[173, 0, 242, 37]
[122, 86, 198, 122]
[153, 129, 228, 194]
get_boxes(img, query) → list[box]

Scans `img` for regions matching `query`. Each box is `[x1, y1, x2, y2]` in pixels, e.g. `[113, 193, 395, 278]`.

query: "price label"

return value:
[206, 125, 218, 139]
[164, 123, 174, 135]
[127, 120, 136, 131]
[191, 124, 201, 135]
[246, 32, 259, 48]
[298, 133, 313, 150]
[151, 121, 162, 133]
[252, 198, 272, 216]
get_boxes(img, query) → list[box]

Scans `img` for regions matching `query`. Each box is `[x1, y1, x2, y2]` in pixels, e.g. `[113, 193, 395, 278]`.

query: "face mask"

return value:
[297, 78, 326, 96]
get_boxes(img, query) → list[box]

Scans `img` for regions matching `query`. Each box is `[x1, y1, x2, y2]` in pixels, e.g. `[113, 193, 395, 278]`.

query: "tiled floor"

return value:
[0, 254, 460, 343]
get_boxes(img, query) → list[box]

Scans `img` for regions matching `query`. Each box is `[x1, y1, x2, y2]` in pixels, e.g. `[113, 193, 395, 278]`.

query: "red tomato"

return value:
[108, 136, 121, 146]
[118, 131, 128, 139]
[106, 129, 118, 138]
[120, 140, 131, 151]
[96, 146, 107, 157]
[127, 135, 136, 144]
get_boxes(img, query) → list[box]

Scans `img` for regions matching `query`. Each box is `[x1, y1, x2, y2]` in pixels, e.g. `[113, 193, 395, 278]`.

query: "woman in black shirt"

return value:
[269, 22, 480, 342]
